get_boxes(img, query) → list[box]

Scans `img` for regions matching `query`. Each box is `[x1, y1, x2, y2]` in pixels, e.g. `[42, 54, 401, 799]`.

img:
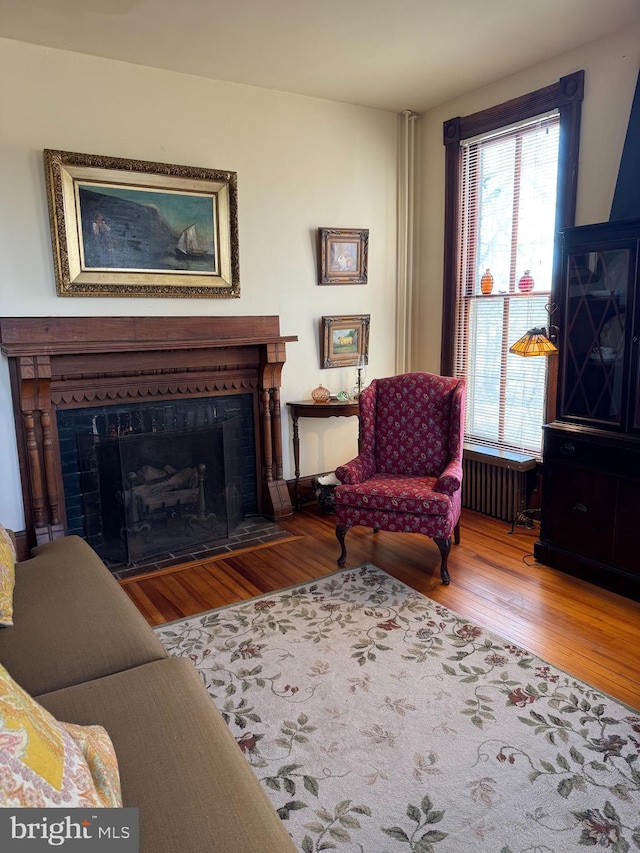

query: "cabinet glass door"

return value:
[560, 248, 629, 425]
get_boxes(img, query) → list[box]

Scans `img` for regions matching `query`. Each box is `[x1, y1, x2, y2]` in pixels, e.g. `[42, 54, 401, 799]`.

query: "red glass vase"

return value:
[518, 270, 534, 293]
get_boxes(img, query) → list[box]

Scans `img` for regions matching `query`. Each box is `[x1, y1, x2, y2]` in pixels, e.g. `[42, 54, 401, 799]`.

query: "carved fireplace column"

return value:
[15, 355, 65, 544]
[259, 341, 290, 521]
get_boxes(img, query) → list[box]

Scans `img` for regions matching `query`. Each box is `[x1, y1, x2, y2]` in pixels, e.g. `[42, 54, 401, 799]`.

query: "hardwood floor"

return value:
[121, 506, 640, 709]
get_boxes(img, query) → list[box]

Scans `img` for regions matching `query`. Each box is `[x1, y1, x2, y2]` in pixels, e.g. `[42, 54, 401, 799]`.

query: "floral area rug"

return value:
[154, 564, 640, 853]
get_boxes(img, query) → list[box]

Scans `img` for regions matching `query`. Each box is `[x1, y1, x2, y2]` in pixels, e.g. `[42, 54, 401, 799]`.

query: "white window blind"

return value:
[454, 114, 560, 456]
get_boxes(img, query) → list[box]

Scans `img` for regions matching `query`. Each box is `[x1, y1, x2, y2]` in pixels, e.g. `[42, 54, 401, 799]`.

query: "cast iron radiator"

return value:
[461, 444, 537, 522]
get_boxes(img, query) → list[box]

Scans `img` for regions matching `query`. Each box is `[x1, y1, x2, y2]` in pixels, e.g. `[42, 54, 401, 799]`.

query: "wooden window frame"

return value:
[441, 71, 584, 422]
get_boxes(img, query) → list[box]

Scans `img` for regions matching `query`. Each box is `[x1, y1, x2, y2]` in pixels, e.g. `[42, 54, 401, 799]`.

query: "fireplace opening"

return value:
[79, 421, 243, 565]
[57, 394, 257, 568]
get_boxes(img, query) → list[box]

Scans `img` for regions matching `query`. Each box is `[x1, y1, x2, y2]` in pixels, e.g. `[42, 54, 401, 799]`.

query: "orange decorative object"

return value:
[518, 270, 534, 292]
[311, 384, 331, 403]
[480, 268, 494, 294]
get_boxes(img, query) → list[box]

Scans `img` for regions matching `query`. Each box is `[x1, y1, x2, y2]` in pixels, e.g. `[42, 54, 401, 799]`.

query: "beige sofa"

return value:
[0, 534, 297, 853]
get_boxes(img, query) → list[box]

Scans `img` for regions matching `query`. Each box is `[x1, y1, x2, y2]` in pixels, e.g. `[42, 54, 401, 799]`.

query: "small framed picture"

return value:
[321, 314, 370, 368]
[317, 228, 368, 285]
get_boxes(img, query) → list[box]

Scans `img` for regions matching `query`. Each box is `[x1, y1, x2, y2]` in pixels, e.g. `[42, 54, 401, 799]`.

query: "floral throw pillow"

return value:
[0, 524, 17, 627]
[0, 663, 122, 808]
[62, 722, 123, 808]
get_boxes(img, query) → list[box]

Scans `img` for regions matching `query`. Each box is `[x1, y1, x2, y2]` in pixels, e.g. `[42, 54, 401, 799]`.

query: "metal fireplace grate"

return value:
[78, 420, 244, 566]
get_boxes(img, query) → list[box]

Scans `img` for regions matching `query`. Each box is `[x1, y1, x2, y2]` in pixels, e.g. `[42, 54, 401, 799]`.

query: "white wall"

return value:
[0, 38, 399, 530]
[414, 25, 640, 372]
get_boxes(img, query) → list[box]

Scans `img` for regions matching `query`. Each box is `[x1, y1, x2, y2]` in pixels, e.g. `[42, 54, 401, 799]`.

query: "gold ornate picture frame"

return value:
[318, 227, 368, 285]
[43, 149, 240, 298]
[321, 314, 370, 368]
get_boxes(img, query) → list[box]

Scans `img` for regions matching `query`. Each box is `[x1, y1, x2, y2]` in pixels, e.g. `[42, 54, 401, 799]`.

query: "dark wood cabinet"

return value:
[535, 218, 640, 599]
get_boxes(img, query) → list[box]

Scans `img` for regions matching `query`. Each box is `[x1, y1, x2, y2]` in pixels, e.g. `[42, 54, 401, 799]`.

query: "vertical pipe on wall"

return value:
[396, 110, 418, 374]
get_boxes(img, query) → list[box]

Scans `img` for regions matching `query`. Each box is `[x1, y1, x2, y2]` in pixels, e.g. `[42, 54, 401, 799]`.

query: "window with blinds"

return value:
[454, 114, 560, 456]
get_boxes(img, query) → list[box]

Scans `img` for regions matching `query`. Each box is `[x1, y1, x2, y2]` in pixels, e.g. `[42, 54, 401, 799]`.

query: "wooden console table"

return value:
[286, 399, 359, 509]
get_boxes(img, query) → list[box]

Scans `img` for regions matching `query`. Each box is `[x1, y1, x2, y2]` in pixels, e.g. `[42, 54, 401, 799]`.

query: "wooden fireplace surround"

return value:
[0, 316, 297, 548]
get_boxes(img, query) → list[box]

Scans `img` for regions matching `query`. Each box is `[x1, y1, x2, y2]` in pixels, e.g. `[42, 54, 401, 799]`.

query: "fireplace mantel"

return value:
[0, 316, 297, 547]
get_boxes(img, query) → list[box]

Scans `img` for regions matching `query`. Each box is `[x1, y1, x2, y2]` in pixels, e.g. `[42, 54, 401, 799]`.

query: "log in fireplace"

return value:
[0, 316, 297, 551]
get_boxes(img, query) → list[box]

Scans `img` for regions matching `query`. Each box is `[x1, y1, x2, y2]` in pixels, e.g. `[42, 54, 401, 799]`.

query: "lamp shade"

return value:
[509, 327, 558, 357]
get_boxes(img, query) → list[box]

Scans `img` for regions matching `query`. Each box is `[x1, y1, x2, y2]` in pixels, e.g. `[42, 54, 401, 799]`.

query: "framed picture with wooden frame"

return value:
[317, 227, 368, 285]
[43, 149, 240, 298]
[321, 314, 370, 368]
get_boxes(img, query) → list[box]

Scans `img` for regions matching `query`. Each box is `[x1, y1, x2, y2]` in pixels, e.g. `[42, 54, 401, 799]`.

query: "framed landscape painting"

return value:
[43, 149, 240, 297]
[318, 227, 368, 285]
[321, 314, 370, 368]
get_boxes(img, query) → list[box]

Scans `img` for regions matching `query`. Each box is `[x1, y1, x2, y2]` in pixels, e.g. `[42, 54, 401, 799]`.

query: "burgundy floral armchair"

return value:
[335, 372, 466, 584]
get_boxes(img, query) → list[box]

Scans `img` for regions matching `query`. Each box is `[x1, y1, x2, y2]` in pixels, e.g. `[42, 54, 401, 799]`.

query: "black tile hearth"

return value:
[111, 516, 291, 581]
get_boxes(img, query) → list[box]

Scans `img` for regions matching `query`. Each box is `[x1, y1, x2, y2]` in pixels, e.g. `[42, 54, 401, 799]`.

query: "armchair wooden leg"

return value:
[433, 537, 451, 585]
[454, 521, 460, 545]
[336, 524, 348, 567]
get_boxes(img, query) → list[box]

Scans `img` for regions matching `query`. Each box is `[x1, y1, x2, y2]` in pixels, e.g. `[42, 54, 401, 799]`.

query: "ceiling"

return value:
[1, 0, 639, 113]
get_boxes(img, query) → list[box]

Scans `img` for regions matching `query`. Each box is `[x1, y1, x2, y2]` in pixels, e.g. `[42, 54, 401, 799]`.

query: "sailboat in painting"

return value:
[175, 224, 208, 259]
